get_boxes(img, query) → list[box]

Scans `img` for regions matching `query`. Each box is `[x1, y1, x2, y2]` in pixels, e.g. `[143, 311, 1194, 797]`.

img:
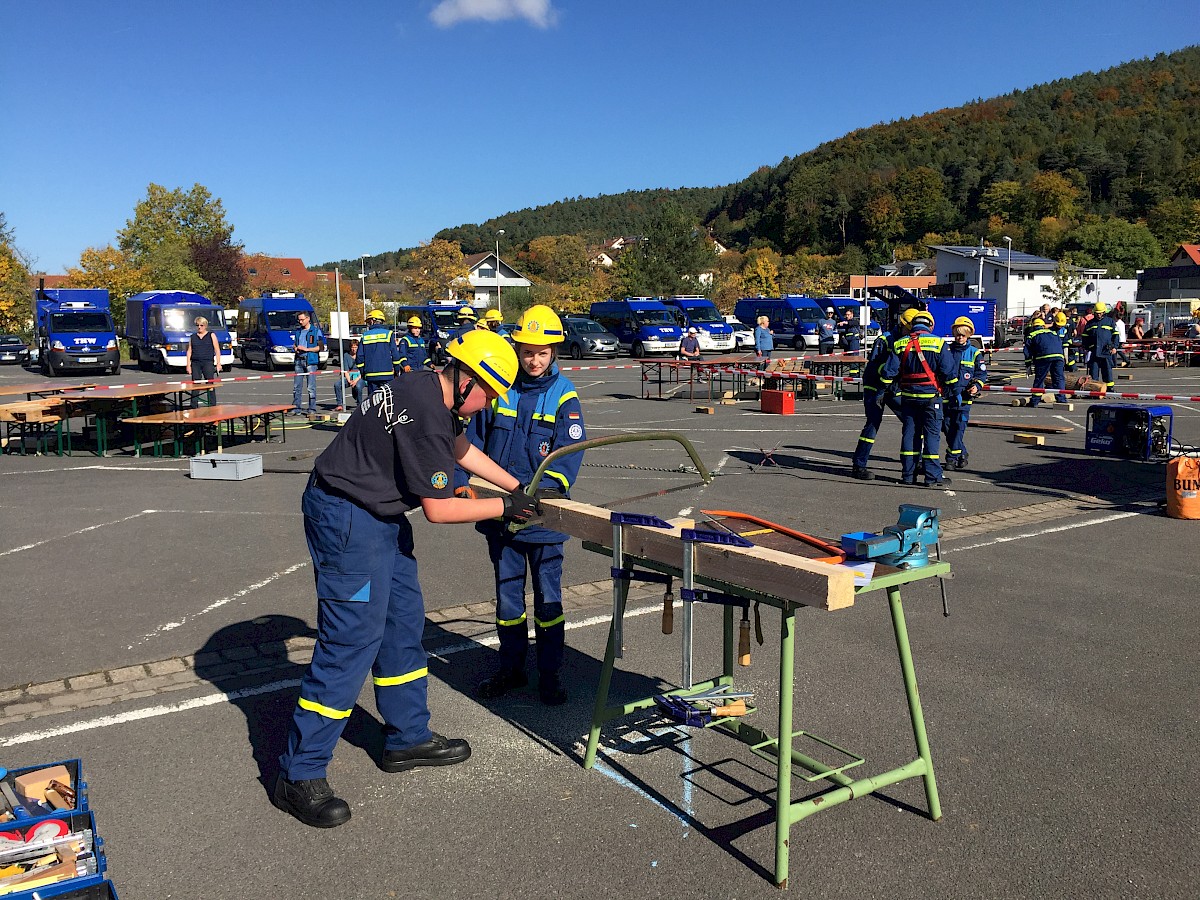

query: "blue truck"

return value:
[125, 291, 234, 373]
[589, 297, 683, 357]
[661, 296, 736, 352]
[235, 293, 328, 370]
[33, 287, 121, 376]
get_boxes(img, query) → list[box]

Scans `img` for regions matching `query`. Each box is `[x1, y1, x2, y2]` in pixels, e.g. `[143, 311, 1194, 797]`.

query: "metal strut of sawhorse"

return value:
[753, 446, 781, 469]
[609, 512, 674, 659]
[681, 527, 754, 688]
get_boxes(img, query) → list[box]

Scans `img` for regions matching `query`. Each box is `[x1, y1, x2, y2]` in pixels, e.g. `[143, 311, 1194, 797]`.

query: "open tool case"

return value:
[1, 759, 118, 899]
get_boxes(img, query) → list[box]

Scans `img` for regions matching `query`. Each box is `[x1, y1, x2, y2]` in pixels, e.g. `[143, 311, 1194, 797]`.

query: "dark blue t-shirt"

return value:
[313, 370, 459, 518]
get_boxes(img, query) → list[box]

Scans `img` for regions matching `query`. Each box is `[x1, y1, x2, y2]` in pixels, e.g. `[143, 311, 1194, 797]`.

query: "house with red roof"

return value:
[242, 255, 336, 294]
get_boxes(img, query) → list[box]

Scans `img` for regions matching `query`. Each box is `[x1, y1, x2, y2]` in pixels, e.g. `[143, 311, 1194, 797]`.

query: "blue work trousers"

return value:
[293, 358, 318, 412]
[280, 480, 432, 781]
[1089, 354, 1114, 388]
[942, 402, 971, 461]
[900, 397, 944, 483]
[484, 533, 565, 676]
[1029, 359, 1066, 406]
[852, 389, 902, 469]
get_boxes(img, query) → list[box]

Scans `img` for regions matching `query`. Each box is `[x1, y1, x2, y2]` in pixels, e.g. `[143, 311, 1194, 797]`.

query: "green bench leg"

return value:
[887, 586, 941, 820]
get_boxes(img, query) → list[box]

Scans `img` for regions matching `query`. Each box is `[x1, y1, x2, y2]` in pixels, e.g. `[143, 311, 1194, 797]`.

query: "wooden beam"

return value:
[471, 480, 856, 611]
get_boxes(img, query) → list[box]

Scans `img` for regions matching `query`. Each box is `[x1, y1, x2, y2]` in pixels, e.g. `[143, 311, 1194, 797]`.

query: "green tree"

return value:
[741, 248, 781, 296]
[1062, 218, 1163, 277]
[1043, 256, 1088, 307]
[979, 180, 1023, 221]
[894, 167, 953, 237]
[613, 204, 715, 297]
[409, 239, 469, 302]
[1027, 171, 1081, 220]
[118, 183, 240, 294]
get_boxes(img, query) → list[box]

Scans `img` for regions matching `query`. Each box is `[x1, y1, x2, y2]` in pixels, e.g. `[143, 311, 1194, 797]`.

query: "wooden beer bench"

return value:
[121, 402, 292, 457]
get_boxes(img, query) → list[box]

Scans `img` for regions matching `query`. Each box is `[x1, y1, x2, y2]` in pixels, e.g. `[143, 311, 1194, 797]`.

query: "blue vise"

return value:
[841, 505, 941, 569]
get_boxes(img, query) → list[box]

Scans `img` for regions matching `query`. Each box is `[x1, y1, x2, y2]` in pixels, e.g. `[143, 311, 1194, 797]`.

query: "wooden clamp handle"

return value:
[738, 618, 751, 667]
[662, 593, 674, 634]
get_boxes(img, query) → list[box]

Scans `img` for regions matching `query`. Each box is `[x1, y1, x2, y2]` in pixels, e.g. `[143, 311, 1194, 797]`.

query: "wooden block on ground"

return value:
[695, 406, 715, 414]
[1011, 398, 1027, 407]
[1013, 433, 1045, 445]
[721, 390, 735, 399]
[719, 399, 738, 405]
[1117, 372, 1133, 380]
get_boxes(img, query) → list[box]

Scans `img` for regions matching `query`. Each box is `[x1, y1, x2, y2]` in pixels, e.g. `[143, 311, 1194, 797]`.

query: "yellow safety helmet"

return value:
[512, 304, 565, 345]
[445, 329, 517, 398]
[366, 309, 386, 322]
[899, 308, 933, 330]
[457, 306, 477, 321]
[1192, 306, 1200, 319]
[1054, 311, 1068, 326]
[406, 316, 423, 328]
[1093, 302, 1108, 314]
[952, 316, 975, 335]
[1030, 316, 1046, 326]
[483, 309, 504, 324]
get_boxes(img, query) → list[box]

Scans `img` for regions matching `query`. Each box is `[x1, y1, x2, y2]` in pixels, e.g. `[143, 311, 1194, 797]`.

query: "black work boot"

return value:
[475, 668, 528, 700]
[380, 732, 472, 772]
[272, 774, 351, 829]
[538, 672, 568, 706]
[850, 466, 874, 481]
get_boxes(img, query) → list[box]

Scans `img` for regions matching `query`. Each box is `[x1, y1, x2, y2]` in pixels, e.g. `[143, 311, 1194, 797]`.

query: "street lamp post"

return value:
[359, 255, 370, 320]
[495, 229, 505, 318]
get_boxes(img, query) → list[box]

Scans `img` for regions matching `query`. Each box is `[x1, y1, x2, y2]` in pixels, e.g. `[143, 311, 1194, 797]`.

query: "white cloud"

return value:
[429, 0, 558, 29]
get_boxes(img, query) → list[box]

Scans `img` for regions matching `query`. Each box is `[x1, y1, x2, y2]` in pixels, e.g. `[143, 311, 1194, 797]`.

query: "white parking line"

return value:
[0, 510, 158, 557]
[944, 511, 1140, 553]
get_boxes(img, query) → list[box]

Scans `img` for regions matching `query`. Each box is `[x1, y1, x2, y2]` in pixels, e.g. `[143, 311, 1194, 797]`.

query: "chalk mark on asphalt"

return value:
[126, 560, 311, 649]
[0, 509, 157, 557]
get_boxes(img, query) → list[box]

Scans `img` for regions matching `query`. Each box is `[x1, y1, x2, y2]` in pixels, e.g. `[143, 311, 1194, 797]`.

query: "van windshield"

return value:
[266, 310, 308, 330]
[163, 307, 225, 332]
[684, 304, 723, 324]
[794, 307, 824, 323]
[49, 312, 112, 333]
[635, 310, 675, 326]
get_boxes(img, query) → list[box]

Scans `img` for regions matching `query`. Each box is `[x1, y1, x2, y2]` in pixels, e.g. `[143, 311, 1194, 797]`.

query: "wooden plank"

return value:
[969, 419, 1073, 434]
[694, 406, 714, 414]
[1012, 433, 1045, 445]
[538, 499, 856, 611]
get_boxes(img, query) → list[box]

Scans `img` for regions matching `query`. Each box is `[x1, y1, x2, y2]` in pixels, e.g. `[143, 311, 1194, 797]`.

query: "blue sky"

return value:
[1, 0, 1191, 273]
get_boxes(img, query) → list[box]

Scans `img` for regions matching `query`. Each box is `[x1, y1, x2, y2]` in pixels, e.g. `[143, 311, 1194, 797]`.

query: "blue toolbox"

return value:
[1, 759, 118, 899]
[1085, 403, 1172, 461]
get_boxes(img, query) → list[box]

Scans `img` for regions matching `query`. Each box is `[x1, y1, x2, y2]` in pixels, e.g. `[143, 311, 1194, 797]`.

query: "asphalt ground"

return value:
[1, 355, 1197, 898]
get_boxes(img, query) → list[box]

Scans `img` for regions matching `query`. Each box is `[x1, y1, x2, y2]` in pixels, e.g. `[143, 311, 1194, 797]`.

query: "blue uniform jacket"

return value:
[1024, 327, 1065, 362]
[881, 326, 960, 401]
[862, 330, 899, 391]
[398, 334, 430, 370]
[355, 326, 402, 382]
[1082, 315, 1119, 358]
[948, 342, 987, 406]
[836, 320, 862, 352]
[458, 364, 587, 544]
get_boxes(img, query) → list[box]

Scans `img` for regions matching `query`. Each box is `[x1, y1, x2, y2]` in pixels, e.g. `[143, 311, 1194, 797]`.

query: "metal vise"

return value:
[842, 505, 940, 569]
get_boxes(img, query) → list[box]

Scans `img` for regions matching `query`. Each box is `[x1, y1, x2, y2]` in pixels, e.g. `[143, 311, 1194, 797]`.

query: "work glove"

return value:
[402, 365, 412, 373]
[453, 486, 478, 500]
[501, 492, 542, 525]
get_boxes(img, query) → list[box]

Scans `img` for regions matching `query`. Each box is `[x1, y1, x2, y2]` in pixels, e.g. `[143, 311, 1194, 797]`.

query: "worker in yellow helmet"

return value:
[276, 329, 538, 829]
[456, 304, 586, 706]
[355, 310, 403, 392]
[850, 308, 907, 480]
[1081, 302, 1118, 390]
[398, 315, 430, 373]
[943, 317, 987, 469]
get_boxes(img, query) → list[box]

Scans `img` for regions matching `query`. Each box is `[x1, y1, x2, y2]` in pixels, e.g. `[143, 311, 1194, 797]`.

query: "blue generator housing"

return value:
[1084, 404, 1172, 461]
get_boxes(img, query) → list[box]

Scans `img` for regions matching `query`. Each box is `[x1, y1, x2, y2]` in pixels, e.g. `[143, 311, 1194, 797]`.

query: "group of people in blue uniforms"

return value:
[850, 309, 986, 487]
[275, 305, 586, 830]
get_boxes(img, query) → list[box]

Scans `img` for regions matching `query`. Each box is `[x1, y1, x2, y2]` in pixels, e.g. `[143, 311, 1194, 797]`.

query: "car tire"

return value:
[793, 337, 806, 351]
[266, 354, 276, 372]
[570, 342, 583, 360]
[632, 342, 646, 359]
[155, 353, 168, 374]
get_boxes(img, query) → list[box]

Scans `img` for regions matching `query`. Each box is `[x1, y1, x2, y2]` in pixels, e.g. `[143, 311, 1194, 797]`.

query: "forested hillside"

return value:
[404, 47, 1199, 280]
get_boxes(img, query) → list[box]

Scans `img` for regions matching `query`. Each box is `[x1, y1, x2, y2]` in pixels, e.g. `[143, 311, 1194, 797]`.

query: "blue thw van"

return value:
[734, 296, 825, 350]
[589, 298, 683, 357]
[661, 296, 736, 352]
[236, 293, 329, 370]
[33, 287, 121, 376]
[124, 291, 234, 373]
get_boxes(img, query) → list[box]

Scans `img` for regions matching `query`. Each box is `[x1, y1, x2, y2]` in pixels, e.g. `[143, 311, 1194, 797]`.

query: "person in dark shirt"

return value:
[185, 316, 222, 408]
[274, 330, 539, 829]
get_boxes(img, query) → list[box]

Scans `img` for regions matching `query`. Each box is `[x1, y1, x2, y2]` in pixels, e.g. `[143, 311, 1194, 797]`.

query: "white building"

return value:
[930, 245, 1107, 319]
[462, 251, 532, 307]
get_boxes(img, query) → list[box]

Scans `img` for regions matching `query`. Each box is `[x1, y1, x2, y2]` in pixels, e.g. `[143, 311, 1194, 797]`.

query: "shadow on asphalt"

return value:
[193, 615, 385, 796]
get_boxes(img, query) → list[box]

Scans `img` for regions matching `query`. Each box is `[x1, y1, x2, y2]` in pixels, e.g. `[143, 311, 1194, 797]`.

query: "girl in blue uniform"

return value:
[457, 305, 588, 705]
